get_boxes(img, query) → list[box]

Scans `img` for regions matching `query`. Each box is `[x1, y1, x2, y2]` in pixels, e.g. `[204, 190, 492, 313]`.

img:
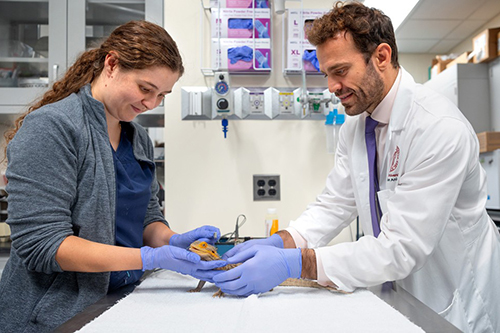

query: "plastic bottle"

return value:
[265, 208, 279, 237]
[325, 109, 345, 154]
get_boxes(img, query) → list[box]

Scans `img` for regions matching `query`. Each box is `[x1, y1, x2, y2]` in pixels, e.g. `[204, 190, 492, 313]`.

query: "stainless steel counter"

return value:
[369, 283, 461, 333]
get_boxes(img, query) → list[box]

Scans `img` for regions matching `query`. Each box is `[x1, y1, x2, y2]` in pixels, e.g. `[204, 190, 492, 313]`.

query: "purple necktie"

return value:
[365, 116, 382, 237]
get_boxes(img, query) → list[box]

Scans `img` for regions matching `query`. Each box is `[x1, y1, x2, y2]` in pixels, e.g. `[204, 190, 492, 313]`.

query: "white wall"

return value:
[398, 53, 435, 84]
[162, 1, 500, 242]
[163, 1, 359, 242]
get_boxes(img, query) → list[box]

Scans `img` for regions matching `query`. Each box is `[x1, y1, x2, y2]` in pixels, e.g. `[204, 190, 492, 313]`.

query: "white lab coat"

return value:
[289, 68, 500, 332]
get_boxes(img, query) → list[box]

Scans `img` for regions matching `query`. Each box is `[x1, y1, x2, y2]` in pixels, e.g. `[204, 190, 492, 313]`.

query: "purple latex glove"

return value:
[141, 245, 226, 282]
[169, 225, 221, 249]
[222, 233, 283, 260]
[213, 245, 302, 296]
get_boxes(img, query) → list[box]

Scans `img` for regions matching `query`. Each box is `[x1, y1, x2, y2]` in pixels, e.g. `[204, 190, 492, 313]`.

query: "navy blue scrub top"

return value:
[109, 124, 154, 291]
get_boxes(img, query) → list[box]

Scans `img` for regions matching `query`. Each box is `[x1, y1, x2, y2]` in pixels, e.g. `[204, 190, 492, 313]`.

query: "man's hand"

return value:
[141, 245, 226, 282]
[213, 245, 301, 296]
[221, 234, 283, 260]
[169, 226, 221, 249]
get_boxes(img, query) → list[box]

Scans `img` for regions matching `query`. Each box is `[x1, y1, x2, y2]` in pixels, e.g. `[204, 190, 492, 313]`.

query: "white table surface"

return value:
[75, 270, 425, 333]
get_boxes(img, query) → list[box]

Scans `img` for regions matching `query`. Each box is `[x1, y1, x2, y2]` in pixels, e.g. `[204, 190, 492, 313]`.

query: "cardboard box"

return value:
[446, 51, 472, 69]
[430, 56, 452, 79]
[498, 31, 500, 56]
[472, 27, 500, 63]
[477, 132, 500, 153]
[0, 222, 10, 239]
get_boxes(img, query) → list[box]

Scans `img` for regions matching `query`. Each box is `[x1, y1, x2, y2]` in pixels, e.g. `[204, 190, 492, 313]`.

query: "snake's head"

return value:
[189, 240, 221, 261]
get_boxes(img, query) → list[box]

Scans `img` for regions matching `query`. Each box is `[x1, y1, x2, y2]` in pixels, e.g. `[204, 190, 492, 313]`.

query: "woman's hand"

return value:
[169, 225, 221, 249]
[140, 245, 226, 282]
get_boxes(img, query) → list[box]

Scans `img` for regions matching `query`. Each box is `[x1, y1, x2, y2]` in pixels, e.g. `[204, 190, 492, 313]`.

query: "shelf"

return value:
[0, 239, 11, 254]
[134, 113, 164, 127]
[283, 69, 324, 76]
[0, 57, 49, 63]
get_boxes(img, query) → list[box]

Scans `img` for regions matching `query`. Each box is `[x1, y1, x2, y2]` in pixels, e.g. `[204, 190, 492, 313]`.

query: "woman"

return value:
[0, 20, 225, 332]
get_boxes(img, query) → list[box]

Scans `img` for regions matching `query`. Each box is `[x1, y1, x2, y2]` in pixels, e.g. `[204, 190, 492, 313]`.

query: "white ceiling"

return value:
[395, 0, 500, 54]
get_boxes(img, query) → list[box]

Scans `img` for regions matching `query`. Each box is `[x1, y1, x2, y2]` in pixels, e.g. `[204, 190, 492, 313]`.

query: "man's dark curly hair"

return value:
[307, 1, 399, 68]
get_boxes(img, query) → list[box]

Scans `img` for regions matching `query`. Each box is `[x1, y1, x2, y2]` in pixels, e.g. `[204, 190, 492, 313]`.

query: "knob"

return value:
[217, 98, 229, 110]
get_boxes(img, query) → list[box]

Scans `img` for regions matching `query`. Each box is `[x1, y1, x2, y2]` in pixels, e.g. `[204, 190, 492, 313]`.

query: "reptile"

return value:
[188, 240, 348, 297]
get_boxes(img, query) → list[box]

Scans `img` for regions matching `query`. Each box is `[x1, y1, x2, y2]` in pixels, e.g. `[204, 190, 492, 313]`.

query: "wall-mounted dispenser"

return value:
[181, 87, 213, 120]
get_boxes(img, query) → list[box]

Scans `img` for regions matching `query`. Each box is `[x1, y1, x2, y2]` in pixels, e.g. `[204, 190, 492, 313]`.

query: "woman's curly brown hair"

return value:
[4, 20, 184, 157]
[307, 1, 399, 68]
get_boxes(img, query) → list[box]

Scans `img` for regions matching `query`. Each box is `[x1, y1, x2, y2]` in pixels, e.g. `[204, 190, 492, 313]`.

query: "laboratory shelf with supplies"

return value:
[0, 0, 66, 110]
[0, 0, 164, 116]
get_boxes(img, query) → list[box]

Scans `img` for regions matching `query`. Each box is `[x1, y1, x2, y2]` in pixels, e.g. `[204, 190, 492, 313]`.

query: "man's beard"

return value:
[341, 60, 385, 116]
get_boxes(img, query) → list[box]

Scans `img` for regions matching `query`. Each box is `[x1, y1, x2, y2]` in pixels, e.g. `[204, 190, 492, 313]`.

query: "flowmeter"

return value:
[212, 72, 233, 118]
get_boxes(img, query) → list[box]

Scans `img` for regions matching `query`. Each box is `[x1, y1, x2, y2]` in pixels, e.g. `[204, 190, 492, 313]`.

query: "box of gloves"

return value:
[211, 8, 271, 39]
[210, 0, 269, 8]
[211, 38, 271, 72]
[287, 40, 319, 73]
[285, 9, 329, 74]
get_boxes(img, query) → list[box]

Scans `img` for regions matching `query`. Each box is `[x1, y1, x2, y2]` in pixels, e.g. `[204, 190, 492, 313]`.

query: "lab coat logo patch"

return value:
[387, 146, 400, 182]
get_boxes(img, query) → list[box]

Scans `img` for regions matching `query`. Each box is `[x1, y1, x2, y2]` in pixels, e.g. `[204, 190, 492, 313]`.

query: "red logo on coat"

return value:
[389, 146, 400, 173]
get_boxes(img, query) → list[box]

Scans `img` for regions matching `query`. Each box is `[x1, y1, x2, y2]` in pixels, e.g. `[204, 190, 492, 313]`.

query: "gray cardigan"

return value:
[0, 84, 168, 332]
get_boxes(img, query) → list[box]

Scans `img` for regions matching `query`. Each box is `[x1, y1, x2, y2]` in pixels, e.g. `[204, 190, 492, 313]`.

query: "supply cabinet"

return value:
[0, 0, 164, 115]
[0, 0, 66, 113]
[423, 63, 491, 133]
[0, 0, 166, 224]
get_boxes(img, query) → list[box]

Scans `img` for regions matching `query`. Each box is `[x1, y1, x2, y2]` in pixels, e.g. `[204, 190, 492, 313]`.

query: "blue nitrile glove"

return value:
[228, 18, 253, 30]
[169, 225, 221, 249]
[213, 245, 302, 296]
[255, 50, 270, 68]
[228, 46, 253, 64]
[222, 233, 283, 260]
[141, 245, 226, 282]
[254, 20, 269, 38]
[302, 49, 320, 72]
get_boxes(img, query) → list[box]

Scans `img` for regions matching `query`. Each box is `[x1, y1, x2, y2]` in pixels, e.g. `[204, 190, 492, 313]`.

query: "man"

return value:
[213, 2, 500, 332]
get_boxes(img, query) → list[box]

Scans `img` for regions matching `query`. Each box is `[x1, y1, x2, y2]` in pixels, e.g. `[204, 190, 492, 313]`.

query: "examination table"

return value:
[54, 270, 461, 332]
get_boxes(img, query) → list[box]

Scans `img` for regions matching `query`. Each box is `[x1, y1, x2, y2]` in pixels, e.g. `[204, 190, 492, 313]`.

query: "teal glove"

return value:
[213, 245, 301, 296]
[141, 245, 226, 282]
[222, 234, 283, 260]
[169, 225, 221, 249]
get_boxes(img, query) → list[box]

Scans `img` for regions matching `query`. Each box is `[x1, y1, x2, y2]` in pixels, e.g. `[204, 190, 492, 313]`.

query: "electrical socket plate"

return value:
[253, 174, 280, 201]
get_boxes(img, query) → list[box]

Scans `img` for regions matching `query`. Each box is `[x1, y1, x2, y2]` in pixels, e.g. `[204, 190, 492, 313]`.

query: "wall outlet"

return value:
[253, 174, 280, 201]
